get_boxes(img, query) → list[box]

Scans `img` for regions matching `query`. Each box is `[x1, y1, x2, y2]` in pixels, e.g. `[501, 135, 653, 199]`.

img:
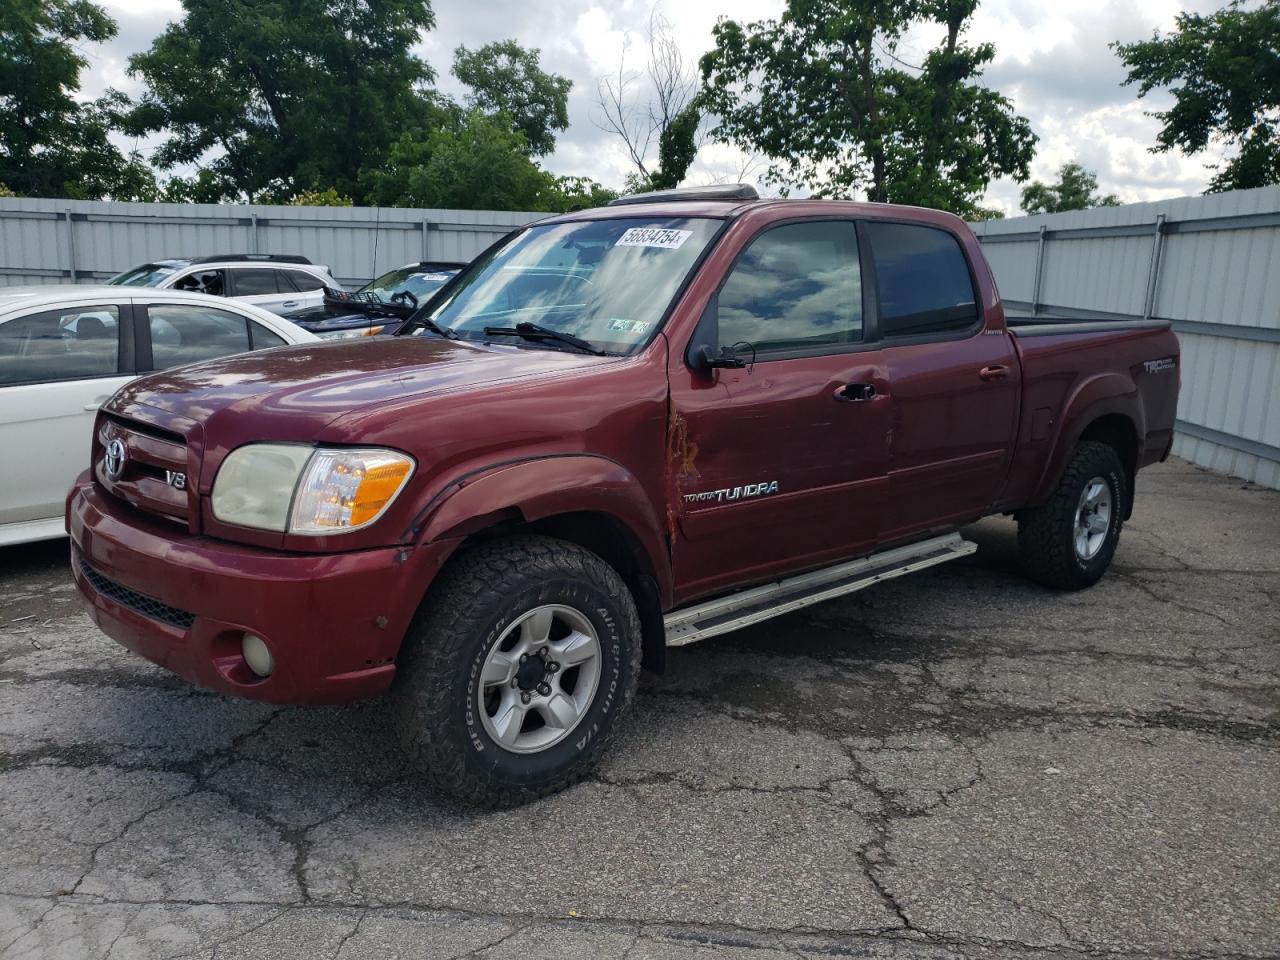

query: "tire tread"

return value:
[391, 535, 642, 808]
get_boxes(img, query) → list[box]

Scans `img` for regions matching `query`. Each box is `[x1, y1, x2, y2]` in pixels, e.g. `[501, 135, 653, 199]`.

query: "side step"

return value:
[664, 533, 976, 647]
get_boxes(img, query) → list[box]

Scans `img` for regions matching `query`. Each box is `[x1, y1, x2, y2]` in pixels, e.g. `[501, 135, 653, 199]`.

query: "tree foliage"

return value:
[289, 186, 353, 206]
[699, 0, 1037, 216]
[361, 108, 615, 213]
[453, 40, 570, 157]
[0, 0, 156, 199]
[123, 0, 438, 203]
[1020, 162, 1119, 214]
[1113, 0, 1280, 192]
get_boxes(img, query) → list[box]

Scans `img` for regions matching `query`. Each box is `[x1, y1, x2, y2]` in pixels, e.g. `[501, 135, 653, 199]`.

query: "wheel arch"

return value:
[409, 456, 671, 673]
[1030, 373, 1146, 518]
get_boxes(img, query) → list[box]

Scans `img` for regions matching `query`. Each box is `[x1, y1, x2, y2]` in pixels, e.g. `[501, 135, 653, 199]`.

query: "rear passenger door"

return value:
[139, 303, 284, 372]
[227, 268, 300, 314]
[0, 303, 135, 526]
[867, 220, 1020, 541]
[278, 268, 329, 310]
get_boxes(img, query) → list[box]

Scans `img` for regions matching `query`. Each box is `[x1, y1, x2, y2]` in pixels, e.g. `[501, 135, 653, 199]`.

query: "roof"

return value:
[534, 197, 974, 233]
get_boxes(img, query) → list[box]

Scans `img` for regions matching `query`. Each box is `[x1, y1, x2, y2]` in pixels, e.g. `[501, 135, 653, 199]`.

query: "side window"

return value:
[146, 304, 251, 369]
[173, 269, 225, 296]
[249, 321, 287, 348]
[717, 221, 862, 355]
[0, 306, 121, 385]
[229, 269, 280, 296]
[867, 222, 978, 338]
[284, 269, 326, 292]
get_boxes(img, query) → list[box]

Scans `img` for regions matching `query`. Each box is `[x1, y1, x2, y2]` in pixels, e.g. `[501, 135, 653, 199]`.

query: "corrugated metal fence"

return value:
[971, 185, 1280, 489]
[0, 198, 540, 289]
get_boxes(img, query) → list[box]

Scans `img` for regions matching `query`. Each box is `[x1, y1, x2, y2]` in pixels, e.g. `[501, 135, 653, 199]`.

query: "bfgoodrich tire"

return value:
[391, 535, 642, 807]
[1017, 440, 1128, 590]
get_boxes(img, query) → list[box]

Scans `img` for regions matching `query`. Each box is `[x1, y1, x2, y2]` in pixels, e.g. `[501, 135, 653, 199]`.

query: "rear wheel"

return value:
[1017, 440, 1127, 590]
[391, 535, 642, 807]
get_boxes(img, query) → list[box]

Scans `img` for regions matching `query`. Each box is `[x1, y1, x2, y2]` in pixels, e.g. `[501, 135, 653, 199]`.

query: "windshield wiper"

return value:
[398, 313, 456, 339]
[482, 322, 605, 356]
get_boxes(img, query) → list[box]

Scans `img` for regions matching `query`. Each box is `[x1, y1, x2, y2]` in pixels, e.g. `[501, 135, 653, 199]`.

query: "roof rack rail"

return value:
[189, 254, 312, 265]
[607, 184, 760, 207]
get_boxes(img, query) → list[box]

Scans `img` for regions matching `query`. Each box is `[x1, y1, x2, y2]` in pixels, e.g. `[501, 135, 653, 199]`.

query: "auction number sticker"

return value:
[615, 227, 692, 250]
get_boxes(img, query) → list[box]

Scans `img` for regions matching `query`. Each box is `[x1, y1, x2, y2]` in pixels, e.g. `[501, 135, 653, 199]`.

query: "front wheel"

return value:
[1017, 440, 1127, 590]
[391, 535, 642, 807]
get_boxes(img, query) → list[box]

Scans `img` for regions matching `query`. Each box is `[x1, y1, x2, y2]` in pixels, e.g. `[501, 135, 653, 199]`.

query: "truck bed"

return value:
[994, 316, 1181, 513]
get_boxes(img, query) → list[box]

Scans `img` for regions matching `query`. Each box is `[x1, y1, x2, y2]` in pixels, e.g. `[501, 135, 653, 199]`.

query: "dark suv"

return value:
[283, 261, 466, 340]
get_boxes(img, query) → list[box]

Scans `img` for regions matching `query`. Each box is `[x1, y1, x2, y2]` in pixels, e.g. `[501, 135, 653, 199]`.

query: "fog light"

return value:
[241, 633, 274, 678]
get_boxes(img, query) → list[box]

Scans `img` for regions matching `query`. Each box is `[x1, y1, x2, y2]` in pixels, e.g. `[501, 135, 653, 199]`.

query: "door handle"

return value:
[834, 382, 877, 402]
[83, 396, 108, 411]
[281, 300, 300, 308]
[979, 364, 1011, 381]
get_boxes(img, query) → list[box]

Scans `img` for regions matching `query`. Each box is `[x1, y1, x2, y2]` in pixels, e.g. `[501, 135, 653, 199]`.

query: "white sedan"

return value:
[0, 286, 319, 547]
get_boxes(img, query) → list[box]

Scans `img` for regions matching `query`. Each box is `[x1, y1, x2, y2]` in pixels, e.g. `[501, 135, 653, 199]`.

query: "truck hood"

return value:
[107, 336, 609, 439]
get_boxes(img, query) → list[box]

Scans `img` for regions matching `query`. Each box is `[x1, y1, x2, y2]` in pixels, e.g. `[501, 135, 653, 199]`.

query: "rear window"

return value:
[867, 222, 978, 339]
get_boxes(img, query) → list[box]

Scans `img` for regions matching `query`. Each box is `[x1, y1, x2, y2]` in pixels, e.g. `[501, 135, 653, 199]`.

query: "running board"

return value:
[664, 533, 976, 647]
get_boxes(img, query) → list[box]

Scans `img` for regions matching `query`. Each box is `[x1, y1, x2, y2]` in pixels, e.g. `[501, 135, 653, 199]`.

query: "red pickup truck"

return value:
[68, 185, 1180, 806]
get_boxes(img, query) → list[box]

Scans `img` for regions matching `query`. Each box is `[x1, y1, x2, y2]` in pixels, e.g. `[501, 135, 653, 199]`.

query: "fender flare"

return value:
[1030, 371, 1145, 506]
[408, 454, 673, 604]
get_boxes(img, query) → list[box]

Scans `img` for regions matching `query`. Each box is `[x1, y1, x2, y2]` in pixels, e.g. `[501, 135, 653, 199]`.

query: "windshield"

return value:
[109, 263, 179, 287]
[361, 266, 459, 302]
[415, 217, 721, 354]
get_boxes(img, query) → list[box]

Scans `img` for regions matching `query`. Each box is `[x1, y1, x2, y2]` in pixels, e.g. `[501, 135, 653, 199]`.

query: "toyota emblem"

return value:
[104, 438, 127, 479]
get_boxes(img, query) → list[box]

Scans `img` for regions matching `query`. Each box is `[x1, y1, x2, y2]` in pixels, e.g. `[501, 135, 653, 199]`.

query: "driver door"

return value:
[667, 220, 890, 603]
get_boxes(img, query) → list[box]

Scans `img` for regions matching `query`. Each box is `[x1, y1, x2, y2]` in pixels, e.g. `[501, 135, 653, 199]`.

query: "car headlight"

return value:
[211, 444, 414, 534]
[317, 326, 384, 340]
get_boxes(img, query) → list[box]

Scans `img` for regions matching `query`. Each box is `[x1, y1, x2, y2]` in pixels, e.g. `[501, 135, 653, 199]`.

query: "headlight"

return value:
[211, 444, 414, 534]
[317, 326, 384, 340]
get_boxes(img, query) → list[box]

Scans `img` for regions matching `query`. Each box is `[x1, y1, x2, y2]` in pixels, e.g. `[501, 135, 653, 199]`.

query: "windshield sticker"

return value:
[411, 273, 451, 282]
[615, 227, 693, 250]
[607, 318, 652, 335]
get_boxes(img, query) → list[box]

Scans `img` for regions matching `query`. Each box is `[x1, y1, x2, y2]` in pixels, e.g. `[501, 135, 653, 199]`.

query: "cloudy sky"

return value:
[83, 0, 1227, 215]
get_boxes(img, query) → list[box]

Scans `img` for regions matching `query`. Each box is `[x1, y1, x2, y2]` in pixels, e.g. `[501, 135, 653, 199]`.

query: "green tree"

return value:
[124, 0, 438, 203]
[0, 0, 156, 199]
[453, 40, 571, 157]
[362, 109, 550, 210]
[699, 0, 1037, 216]
[649, 102, 700, 191]
[289, 186, 353, 206]
[1020, 162, 1119, 214]
[1113, 0, 1280, 192]
[542, 175, 620, 212]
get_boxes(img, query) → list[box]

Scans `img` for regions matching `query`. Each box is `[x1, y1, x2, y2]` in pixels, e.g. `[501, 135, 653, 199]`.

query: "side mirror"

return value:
[690, 342, 746, 376]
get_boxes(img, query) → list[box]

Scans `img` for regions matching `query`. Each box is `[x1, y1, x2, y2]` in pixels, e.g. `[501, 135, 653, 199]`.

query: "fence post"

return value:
[1031, 224, 1046, 315]
[1143, 213, 1167, 319]
[421, 217, 431, 259]
[62, 207, 78, 282]
[249, 212, 259, 255]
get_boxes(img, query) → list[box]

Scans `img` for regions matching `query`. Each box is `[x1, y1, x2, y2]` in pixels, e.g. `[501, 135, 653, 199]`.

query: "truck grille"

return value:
[79, 559, 195, 630]
[95, 415, 193, 528]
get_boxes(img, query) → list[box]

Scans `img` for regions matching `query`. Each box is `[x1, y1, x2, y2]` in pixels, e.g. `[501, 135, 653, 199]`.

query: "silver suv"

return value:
[108, 254, 342, 315]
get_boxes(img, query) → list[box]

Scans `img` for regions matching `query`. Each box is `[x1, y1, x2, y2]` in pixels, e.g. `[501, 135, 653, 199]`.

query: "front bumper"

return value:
[67, 478, 454, 704]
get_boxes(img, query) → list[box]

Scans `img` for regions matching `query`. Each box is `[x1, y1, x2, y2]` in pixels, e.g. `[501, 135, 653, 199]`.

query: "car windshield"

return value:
[109, 264, 179, 287]
[416, 217, 722, 354]
[361, 266, 459, 303]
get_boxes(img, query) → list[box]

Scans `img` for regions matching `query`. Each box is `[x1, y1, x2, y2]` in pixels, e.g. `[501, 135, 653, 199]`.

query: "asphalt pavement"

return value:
[1, 457, 1276, 959]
